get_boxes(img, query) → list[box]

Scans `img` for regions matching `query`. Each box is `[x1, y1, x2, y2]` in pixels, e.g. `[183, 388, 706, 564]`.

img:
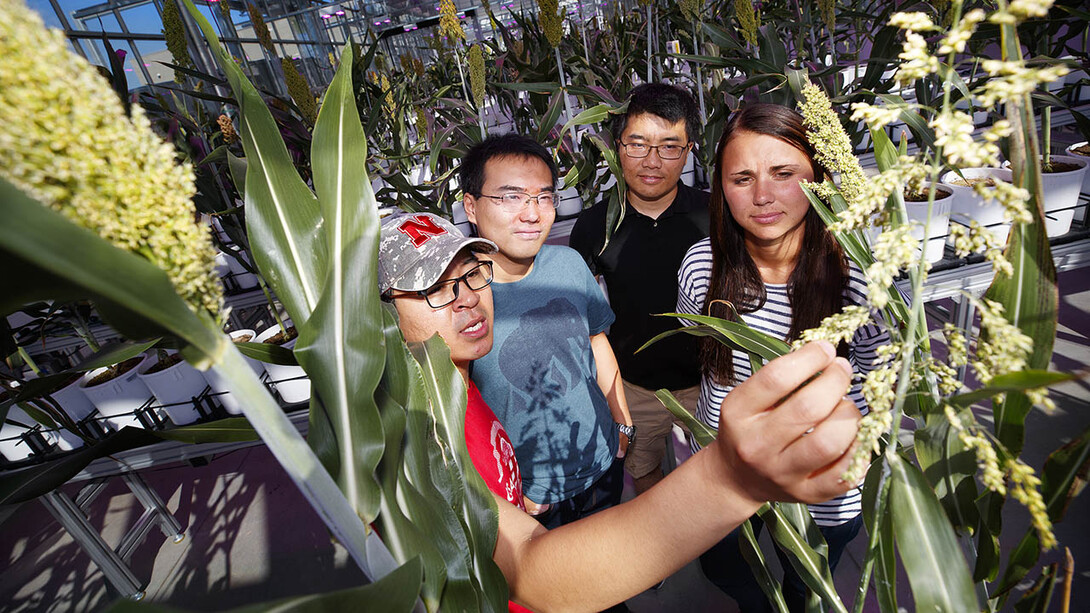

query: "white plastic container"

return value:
[78, 357, 154, 431]
[201, 329, 268, 415]
[941, 167, 1013, 245]
[556, 185, 583, 217]
[254, 324, 311, 404]
[1002, 155, 1087, 237]
[1063, 142, 1090, 224]
[904, 185, 954, 263]
[137, 352, 207, 426]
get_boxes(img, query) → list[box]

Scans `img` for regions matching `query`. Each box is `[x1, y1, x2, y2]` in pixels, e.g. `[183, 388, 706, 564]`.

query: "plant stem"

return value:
[554, 46, 578, 153]
[646, 4, 652, 83]
[693, 21, 707, 123]
[259, 277, 287, 334]
[1043, 106, 1051, 169]
[851, 462, 891, 613]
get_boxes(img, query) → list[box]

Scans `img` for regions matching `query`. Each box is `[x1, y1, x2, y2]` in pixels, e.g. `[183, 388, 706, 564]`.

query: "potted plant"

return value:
[77, 356, 153, 431]
[941, 166, 1014, 245]
[136, 349, 208, 425]
[254, 321, 310, 405]
[200, 328, 267, 415]
[902, 180, 954, 263]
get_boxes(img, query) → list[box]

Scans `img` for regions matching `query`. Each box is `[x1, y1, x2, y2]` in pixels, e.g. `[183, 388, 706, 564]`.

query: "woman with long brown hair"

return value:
[676, 103, 888, 612]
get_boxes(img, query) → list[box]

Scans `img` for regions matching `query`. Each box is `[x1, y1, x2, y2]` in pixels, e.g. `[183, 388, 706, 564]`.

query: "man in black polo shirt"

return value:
[569, 83, 709, 495]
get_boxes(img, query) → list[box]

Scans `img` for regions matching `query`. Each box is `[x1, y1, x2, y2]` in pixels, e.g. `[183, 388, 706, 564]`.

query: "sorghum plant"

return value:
[650, 1, 1085, 611]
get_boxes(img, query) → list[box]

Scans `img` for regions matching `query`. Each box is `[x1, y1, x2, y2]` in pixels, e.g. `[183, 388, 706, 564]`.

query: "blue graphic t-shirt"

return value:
[471, 245, 618, 504]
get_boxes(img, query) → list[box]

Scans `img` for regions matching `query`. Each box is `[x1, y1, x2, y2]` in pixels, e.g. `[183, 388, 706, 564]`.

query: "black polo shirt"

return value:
[568, 182, 710, 391]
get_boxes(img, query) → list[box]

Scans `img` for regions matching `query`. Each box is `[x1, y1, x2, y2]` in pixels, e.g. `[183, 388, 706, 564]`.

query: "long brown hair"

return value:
[701, 103, 847, 385]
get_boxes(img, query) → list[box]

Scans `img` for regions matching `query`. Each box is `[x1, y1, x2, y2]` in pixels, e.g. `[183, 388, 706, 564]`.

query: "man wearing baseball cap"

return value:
[379, 212, 861, 612]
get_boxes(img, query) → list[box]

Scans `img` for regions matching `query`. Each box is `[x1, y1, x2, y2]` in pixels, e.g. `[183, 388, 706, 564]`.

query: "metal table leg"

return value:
[39, 489, 146, 600]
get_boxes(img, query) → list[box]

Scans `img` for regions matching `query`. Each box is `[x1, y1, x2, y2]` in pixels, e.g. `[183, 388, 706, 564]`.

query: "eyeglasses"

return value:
[619, 141, 691, 160]
[386, 261, 494, 309]
[478, 191, 559, 211]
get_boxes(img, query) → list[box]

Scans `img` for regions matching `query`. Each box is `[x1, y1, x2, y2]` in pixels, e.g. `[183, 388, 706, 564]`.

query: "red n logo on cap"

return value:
[398, 215, 448, 247]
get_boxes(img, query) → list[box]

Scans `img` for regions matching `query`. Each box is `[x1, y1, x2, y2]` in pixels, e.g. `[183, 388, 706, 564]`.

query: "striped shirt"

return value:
[676, 237, 889, 526]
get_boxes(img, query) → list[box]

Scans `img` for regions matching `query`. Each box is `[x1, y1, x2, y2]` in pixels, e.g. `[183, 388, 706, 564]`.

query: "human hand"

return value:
[708, 341, 860, 506]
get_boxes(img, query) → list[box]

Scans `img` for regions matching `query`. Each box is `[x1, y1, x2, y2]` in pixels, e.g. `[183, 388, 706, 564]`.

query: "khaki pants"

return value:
[621, 380, 700, 479]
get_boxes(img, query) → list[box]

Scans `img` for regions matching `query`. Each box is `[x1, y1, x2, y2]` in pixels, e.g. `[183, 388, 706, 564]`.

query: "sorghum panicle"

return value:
[0, 0, 224, 324]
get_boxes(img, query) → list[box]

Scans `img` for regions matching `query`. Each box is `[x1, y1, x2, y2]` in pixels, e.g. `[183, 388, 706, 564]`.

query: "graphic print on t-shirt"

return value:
[491, 421, 522, 505]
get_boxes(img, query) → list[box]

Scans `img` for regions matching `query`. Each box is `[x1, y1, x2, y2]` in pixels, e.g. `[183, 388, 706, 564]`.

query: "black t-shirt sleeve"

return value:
[568, 206, 604, 272]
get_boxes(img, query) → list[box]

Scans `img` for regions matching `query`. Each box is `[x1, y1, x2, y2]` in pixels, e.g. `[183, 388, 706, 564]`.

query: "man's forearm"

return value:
[590, 332, 632, 426]
[495, 442, 758, 612]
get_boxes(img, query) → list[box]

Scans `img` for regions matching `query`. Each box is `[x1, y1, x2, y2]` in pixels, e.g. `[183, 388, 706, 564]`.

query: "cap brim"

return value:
[389, 236, 497, 292]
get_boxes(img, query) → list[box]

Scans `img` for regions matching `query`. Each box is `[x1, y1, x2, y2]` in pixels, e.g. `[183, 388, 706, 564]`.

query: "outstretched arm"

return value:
[492, 341, 859, 613]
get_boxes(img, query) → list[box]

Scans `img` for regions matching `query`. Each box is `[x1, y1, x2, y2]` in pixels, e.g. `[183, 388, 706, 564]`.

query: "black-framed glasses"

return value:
[388, 261, 494, 309]
[619, 141, 691, 160]
[478, 191, 559, 211]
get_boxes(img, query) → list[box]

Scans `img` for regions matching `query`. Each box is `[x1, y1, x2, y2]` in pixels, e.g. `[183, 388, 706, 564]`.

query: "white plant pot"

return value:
[137, 353, 207, 426]
[557, 186, 583, 217]
[78, 357, 154, 431]
[7, 403, 83, 452]
[50, 374, 98, 423]
[1038, 154, 1087, 236]
[254, 324, 311, 404]
[905, 186, 954, 263]
[1063, 142, 1090, 224]
[941, 167, 1012, 245]
[1002, 155, 1088, 237]
[0, 418, 38, 461]
[201, 329, 267, 415]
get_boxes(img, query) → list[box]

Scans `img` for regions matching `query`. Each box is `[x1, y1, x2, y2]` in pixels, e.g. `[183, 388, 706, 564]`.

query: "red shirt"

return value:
[466, 381, 525, 511]
[465, 382, 532, 612]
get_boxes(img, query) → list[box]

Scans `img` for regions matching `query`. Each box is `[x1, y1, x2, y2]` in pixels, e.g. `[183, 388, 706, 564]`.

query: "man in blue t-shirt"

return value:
[462, 134, 634, 528]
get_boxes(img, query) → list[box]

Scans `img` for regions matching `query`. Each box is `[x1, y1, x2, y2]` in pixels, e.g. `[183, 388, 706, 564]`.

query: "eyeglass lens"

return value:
[423, 261, 493, 308]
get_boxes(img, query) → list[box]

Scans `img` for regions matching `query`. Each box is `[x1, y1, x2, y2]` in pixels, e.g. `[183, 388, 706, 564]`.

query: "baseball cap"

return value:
[378, 212, 497, 294]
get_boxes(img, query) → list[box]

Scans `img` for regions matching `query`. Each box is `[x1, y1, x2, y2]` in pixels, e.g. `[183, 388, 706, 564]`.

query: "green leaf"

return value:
[655, 389, 716, 448]
[888, 454, 979, 611]
[983, 18, 1059, 459]
[75, 340, 161, 371]
[1040, 426, 1090, 522]
[408, 334, 508, 612]
[0, 178, 221, 359]
[584, 132, 626, 254]
[994, 529, 1040, 598]
[535, 90, 566, 143]
[0, 428, 158, 506]
[182, 0, 327, 327]
[150, 417, 259, 444]
[738, 518, 790, 613]
[645, 313, 791, 362]
[946, 371, 1075, 407]
[293, 40, 384, 526]
[914, 413, 981, 534]
[236, 340, 298, 366]
[758, 504, 847, 613]
[875, 93, 935, 152]
[1012, 564, 1057, 613]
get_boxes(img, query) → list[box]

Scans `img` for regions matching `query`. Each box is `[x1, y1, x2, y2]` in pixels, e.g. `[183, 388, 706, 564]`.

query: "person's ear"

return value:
[464, 193, 478, 225]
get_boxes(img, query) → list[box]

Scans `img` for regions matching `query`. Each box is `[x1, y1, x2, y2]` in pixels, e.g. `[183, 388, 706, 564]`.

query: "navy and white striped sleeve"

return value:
[677, 238, 713, 326]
